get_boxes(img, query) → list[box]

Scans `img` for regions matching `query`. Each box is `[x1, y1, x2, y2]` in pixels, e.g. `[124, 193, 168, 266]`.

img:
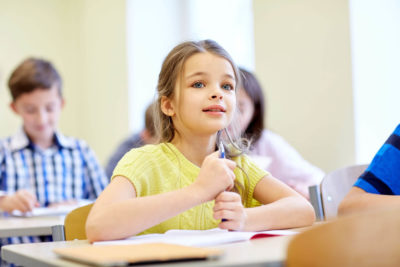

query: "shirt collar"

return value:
[54, 131, 76, 149]
[9, 128, 76, 152]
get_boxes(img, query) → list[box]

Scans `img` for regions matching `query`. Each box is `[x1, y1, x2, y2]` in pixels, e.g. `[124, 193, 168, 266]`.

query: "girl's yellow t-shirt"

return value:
[112, 143, 269, 235]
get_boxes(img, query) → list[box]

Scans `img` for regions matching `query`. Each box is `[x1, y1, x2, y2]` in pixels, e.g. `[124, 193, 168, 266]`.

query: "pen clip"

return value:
[219, 141, 225, 159]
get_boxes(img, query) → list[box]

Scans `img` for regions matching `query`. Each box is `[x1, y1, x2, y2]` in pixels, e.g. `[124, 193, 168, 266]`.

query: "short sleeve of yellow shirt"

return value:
[112, 143, 269, 235]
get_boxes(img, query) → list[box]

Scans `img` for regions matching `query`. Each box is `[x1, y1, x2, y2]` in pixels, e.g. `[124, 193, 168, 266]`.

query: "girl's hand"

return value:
[213, 191, 247, 231]
[0, 189, 40, 213]
[194, 151, 236, 201]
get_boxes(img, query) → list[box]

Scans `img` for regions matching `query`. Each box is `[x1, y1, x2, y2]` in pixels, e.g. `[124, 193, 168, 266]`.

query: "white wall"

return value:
[253, 0, 355, 172]
[350, 0, 400, 164]
[127, 0, 184, 132]
[76, 0, 129, 165]
[0, 0, 80, 135]
[186, 0, 255, 70]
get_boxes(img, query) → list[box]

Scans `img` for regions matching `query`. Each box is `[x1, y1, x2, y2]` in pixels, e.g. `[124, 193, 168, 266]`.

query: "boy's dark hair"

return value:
[239, 67, 266, 145]
[8, 57, 62, 101]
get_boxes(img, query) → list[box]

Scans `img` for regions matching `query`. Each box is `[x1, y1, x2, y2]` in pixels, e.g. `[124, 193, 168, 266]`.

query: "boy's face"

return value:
[10, 86, 64, 145]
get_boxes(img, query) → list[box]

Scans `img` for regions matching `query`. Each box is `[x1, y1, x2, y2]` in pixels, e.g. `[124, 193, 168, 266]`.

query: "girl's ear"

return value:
[160, 96, 175, 117]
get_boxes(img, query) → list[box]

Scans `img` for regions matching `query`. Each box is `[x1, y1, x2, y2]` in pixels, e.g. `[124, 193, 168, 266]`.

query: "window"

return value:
[349, 0, 400, 163]
[126, 0, 254, 132]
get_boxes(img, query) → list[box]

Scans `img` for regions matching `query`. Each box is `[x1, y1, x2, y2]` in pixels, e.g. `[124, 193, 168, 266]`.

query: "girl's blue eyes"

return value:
[193, 82, 205, 88]
[191, 82, 234, 91]
[222, 84, 233, 91]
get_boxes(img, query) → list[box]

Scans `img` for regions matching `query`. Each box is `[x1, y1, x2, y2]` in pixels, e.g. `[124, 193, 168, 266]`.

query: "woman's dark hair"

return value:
[239, 67, 266, 145]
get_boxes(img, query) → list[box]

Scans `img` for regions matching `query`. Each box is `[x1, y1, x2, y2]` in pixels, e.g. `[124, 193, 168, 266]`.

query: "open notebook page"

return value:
[94, 228, 297, 247]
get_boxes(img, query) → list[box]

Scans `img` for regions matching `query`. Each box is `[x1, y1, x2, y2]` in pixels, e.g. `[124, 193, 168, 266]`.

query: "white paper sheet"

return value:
[94, 228, 297, 247]
[11, 200, 93, 217]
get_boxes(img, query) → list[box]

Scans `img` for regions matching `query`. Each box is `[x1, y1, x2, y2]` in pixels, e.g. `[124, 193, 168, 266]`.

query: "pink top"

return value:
[249, 130, 324, 198]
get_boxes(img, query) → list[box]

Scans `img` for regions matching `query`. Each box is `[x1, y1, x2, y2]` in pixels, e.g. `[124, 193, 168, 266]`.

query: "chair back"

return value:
[321, 164, 367, 220]
[286, 206, 400, 267]
[64, 203, 93, 241]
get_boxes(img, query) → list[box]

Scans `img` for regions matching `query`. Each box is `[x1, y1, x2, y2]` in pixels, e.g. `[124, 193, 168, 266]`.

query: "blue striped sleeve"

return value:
[354, 124, 400, 195]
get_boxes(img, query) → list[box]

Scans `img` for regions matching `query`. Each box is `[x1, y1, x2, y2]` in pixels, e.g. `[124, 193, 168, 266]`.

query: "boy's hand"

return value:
[0, 190, 40, 213]
[194, 151, 236, 201]
[213, 191, 247, 231]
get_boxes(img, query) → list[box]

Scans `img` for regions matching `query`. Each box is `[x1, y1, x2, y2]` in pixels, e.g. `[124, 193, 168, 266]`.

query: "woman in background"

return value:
[238, 68, 324, 199]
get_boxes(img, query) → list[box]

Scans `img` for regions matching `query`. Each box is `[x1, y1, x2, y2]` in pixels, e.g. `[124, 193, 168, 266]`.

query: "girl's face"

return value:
[163, 52, 236, 138]
[237, 88, 255, 134]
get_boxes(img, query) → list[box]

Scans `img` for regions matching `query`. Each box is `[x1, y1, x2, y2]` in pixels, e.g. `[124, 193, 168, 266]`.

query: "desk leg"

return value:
[308, 185, 324, 221]
[51, 225, 65, 241]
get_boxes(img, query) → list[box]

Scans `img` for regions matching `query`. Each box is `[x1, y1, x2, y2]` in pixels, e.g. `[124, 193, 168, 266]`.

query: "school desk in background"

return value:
[0, 214, 63, 241]
[0, 200, 93, 242]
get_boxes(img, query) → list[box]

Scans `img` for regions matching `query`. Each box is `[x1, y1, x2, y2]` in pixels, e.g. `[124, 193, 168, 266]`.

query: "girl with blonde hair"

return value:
[86, 40, 315, 242]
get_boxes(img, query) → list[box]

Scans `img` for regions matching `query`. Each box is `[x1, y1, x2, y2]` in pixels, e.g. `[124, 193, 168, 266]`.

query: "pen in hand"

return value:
[219, 141, 225, 159]
[219, 141, 228, 222]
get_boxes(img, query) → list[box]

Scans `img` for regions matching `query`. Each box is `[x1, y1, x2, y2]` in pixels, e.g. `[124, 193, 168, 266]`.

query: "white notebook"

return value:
[11, 200, 93, 217]
[94, 228, 297, 247]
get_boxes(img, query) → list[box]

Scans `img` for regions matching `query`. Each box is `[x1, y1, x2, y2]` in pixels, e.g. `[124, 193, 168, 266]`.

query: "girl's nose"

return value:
[210, 86, 223, 100]
[211, 94, 223, 100]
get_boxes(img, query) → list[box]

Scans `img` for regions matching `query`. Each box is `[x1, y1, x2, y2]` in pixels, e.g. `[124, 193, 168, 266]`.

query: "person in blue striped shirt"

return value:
[0, 57, 108, 245]
[339, 124, 400, 215]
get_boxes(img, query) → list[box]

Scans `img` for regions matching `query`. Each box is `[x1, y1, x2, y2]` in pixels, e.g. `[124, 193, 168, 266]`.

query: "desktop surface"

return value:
[2, 236, 292, 267]
[0, 214, 64, 238]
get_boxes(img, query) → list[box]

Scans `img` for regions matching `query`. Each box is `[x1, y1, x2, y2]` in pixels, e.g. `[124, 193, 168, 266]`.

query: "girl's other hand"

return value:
[213, 191, 246, 230]
[194, 151, 236, 201]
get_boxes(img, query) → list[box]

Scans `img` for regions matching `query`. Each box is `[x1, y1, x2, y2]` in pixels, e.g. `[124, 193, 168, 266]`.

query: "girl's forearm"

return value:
[86, 184, 205, 242]
[243, 196, 315, 231]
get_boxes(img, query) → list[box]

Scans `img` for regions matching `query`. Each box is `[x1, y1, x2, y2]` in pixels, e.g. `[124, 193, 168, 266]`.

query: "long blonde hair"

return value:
[155, 40, 242, 144]
[153, 40, 252, 203]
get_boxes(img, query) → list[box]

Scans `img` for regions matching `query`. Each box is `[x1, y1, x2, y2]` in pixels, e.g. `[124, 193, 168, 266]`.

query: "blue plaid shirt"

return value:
[354, 124, 400, 195]
[0, 129, 108, 245]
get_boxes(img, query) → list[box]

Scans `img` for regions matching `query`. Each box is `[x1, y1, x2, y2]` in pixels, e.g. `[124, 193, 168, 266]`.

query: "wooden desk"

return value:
[1, 235, 294, 267]
[0, 215, 64, 240]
